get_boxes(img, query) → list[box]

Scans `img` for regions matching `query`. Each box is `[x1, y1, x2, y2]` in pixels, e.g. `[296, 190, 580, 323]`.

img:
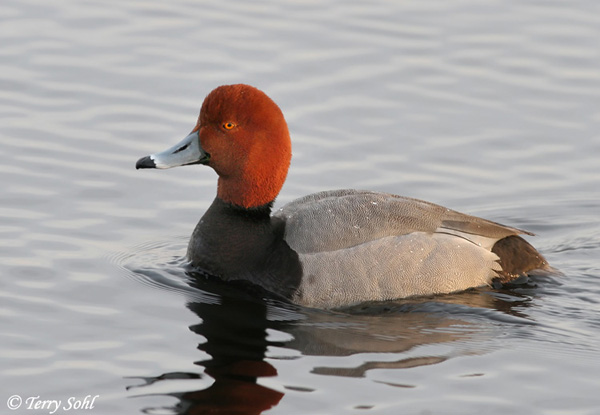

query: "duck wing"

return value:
[274, 189, 529, 254]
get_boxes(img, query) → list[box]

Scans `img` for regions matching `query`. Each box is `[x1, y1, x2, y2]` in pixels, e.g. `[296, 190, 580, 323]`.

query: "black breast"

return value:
[187, 197, 302, 299]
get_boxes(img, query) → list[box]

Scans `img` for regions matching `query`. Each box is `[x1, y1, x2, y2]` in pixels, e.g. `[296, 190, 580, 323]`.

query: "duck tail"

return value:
[491, 235, 554, 283]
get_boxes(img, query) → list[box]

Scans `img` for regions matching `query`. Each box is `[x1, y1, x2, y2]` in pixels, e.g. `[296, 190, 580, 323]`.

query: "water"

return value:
[1, 0, 599, 414]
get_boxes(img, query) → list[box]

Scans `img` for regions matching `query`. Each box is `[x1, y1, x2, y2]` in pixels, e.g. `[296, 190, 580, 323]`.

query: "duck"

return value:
[136, 84, 551, 309]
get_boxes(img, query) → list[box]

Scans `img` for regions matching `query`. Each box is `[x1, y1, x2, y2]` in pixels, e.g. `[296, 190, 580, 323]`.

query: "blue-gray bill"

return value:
[136, 130, 209, 169]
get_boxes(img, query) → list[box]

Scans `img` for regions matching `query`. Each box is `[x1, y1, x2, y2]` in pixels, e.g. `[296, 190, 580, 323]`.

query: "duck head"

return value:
[136, 84, 292, 209]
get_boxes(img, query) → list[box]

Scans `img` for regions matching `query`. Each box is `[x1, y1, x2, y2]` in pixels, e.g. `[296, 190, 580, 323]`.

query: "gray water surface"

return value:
[1, 1, 600, 414]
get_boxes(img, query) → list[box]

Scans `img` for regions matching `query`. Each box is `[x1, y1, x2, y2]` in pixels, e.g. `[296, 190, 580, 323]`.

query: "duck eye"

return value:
[223, 122, 235, 130]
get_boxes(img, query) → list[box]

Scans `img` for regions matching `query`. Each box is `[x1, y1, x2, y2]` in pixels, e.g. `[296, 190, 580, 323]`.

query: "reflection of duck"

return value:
[137, 84, 552, 309]
[128, 288, 286, 415]
[181, 295, 284, 415]
[285, 288, 534, 378]
[126, 277, 536, 413]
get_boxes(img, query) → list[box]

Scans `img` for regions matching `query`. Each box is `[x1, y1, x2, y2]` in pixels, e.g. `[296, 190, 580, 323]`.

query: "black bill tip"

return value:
[136, 156, 156, 169]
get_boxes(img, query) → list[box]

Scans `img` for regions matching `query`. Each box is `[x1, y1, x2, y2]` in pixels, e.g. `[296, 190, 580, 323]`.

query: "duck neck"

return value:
[213, 195, 274, 218]
[216, 176, 282, 209]
[214, 141, 290, 209]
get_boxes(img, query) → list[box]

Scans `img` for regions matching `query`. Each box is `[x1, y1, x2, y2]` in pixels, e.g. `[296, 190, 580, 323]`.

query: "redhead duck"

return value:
[136, 84, 551, 309]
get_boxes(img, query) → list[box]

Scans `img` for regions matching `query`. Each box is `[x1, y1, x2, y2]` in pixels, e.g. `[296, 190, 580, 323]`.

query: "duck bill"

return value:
[136, 130, 209, 169]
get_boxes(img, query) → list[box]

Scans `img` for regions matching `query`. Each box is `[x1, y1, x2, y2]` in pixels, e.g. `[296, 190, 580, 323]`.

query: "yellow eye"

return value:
[223, 122, 235, 130]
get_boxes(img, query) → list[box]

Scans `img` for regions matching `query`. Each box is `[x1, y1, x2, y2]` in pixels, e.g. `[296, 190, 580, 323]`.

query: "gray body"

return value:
[275, 189, 535, 309]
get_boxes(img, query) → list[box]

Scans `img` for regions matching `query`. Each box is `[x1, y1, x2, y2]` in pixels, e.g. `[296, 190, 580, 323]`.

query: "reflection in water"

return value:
[285, 289, 533, 379]
[127, 277, 292, 415]
[181, 295, 284, 415]
[128, 276, 535, 414]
